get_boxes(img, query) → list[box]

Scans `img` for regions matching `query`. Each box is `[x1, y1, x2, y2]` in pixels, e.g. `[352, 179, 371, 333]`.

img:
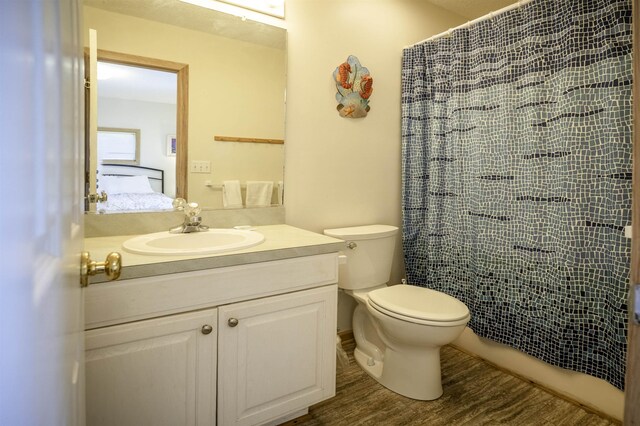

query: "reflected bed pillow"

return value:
[99, 175, 155, 194]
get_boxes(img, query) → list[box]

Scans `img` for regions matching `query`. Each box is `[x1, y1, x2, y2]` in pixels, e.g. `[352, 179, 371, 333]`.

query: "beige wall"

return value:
[284, 0, 624, 420]
[84, 7, 285, 209]
[284, 0, 464, 282]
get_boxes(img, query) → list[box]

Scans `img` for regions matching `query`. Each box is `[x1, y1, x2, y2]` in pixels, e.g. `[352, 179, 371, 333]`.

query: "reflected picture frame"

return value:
[166, 134, 177, 157]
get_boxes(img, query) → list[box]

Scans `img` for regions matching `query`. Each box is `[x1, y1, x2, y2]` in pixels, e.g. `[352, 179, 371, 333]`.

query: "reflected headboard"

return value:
[99, 163, 165, 194]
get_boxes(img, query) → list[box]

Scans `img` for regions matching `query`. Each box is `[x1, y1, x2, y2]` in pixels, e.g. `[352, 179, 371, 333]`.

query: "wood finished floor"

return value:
[294, 337, 619, 426]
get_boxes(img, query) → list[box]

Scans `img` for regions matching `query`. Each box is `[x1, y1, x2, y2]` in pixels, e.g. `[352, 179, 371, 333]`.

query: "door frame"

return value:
[624, 0, 639, 423]
[83, 48, 189, 201]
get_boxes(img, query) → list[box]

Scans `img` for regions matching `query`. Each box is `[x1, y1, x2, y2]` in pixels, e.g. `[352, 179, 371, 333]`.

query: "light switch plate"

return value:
[190, 160, 211, 173]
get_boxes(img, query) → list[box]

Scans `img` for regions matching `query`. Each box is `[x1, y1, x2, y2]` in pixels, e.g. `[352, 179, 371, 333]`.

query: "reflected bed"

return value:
[97, 164, 174, 212]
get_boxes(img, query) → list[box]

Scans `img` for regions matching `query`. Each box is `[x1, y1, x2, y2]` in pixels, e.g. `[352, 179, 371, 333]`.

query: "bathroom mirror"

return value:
[83, 0, 286, 212]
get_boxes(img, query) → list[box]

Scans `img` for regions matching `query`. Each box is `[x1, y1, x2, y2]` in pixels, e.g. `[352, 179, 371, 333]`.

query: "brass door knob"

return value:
[87, 191, 108, 203]
[228, 318, 239, 327]
[201, 325, 213, 335]
[80, 251, 122, 287]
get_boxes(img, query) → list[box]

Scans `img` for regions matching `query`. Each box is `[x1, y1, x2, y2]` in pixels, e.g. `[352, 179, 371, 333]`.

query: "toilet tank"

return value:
[324, 225, 398, 290]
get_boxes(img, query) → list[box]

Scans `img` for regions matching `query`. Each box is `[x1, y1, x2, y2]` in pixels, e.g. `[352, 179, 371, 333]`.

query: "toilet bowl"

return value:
[324, 225, 470, 400]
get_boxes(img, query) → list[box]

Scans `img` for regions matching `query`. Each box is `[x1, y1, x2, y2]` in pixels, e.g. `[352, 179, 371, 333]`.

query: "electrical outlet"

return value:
[190, 160, 211, 173]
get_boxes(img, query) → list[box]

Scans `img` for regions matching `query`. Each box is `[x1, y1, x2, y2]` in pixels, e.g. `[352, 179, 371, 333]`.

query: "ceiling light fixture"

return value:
[178, 0, 286, 29]
[219, 0, 284, 18]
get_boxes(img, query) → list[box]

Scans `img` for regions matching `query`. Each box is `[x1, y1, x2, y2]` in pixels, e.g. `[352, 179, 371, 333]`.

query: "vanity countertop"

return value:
[84, 224, 345, 283]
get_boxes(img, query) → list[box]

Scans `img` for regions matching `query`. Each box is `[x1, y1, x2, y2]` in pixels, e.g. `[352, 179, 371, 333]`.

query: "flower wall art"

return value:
[333, 55, 373, 118]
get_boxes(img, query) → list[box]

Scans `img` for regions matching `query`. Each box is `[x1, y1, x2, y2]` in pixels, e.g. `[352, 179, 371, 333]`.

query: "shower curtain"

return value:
[401, 0, 632, 389]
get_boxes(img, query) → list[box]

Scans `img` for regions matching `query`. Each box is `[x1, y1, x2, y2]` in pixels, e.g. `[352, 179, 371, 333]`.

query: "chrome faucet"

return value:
[170, 198, 209, 233]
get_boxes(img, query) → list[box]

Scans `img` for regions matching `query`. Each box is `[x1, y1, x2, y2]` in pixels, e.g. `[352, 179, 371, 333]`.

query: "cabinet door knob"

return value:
[228, 318, 239, 327]
[201, 324, 213, 335]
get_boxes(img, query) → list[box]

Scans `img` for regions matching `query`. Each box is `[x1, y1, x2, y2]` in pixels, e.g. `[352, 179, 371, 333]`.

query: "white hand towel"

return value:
[245, 181, 273, 207]
[276, 181, 284, 205]
[222, 180, 243, 209]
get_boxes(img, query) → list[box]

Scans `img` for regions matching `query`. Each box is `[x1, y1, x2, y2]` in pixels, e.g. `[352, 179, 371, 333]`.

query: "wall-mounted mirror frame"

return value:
[87, 49, 189, 201]
[83, 3, 286, 213]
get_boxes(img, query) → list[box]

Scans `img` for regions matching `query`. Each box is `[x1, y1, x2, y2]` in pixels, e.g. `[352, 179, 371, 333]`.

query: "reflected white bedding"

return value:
[98, 192, 174, 213]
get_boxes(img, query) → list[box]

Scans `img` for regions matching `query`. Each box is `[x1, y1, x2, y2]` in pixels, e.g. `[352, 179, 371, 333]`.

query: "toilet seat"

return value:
[368, 285, 470, 327]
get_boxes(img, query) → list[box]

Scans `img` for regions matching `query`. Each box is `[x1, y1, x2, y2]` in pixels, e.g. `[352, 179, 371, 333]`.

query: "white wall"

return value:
[99, 97, 177, 197]
[284, 0, 624, 420]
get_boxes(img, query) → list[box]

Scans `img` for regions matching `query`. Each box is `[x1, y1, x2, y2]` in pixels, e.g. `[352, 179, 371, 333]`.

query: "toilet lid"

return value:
[368, 285, 469, 323]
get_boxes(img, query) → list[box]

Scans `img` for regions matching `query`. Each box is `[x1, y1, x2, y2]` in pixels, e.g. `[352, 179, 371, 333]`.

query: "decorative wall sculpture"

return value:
[333, 55, 373, 118]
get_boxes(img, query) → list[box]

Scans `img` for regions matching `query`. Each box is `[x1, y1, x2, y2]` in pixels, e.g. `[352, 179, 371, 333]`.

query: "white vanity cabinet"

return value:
[85, 309, 217, 426]
[84, 252, 339, 426]
[218, 285, 337, 426]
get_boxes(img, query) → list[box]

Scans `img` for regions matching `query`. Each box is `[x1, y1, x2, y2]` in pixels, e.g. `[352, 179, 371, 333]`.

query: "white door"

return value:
[0, 0, 85, 424]
[85, 309, 217, 426]
[218, 285, 337, 426]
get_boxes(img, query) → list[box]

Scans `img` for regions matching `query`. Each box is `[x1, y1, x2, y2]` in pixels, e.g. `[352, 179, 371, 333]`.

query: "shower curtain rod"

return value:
[404, 0, 533, 49]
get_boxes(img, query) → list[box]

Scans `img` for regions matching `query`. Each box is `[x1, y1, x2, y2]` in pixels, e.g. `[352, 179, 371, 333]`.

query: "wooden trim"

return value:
[176, 65, 188, 199]
[90, 49, 189, 199]
[214, 136, 284, 145]
[95, 49, 187, 72]
[624, 0, 640, 424]
[338, 329, 354, 344]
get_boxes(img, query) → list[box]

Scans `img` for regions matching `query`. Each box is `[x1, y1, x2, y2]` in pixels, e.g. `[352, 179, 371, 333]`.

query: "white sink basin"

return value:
[122, 228, 265, 256]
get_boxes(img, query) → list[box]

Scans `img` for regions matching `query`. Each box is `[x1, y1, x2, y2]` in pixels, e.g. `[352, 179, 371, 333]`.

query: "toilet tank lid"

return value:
[324, 224, 399, 240]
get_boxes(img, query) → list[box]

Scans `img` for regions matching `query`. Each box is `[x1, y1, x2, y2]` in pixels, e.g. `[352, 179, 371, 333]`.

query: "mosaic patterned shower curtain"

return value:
[401, 0, 632, 389]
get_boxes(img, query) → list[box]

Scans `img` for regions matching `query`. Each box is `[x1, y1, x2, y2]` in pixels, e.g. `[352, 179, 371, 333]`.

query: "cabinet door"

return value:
[85, 309, 217, 426]
[218, 285, 337, 426]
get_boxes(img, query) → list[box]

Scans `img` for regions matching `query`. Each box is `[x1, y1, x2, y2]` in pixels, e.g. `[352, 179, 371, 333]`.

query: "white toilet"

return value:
[324, 224, 470, 400]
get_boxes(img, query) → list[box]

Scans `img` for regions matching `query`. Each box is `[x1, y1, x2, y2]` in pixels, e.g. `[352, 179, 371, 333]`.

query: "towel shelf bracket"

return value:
[214, 136, 284, 145]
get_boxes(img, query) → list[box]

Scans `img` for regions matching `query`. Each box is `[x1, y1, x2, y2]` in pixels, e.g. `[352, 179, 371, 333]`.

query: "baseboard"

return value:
[274, 409, 310, 426]
[450, 343, 622, 425]
[277, 413, 313, 426]
[336, 329, 620, 425]
[338, 329, 354, 344]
